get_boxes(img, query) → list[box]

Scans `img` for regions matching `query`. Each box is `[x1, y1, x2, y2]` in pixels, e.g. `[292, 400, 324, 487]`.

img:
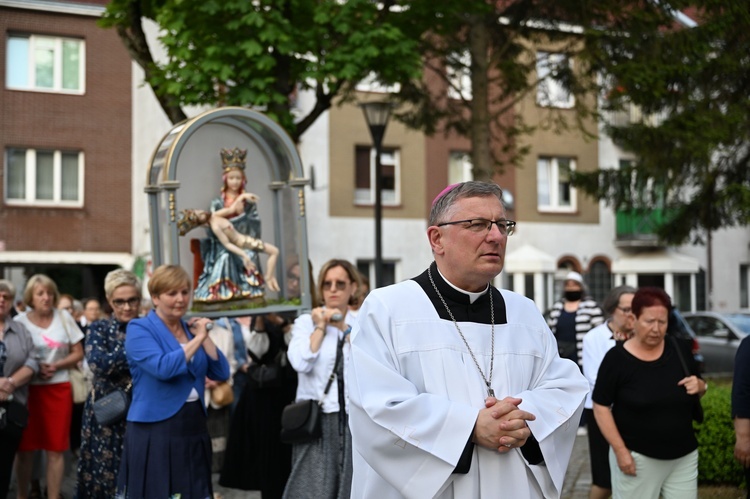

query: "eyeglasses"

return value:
[437, 218, 516, 236]
[322, 280, 350, 291]
[287, 274, 300, 283]
[112, 297, 140, 309]
[617, 306, 632, 314]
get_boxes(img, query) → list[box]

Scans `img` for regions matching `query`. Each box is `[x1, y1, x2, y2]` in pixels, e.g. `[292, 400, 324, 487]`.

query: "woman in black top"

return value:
[593, 287, 706, 499]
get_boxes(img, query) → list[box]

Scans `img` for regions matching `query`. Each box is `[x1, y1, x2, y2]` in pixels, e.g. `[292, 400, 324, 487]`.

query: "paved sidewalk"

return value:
[9, 453, 261, 499]
[14, 435, 590, 498]
[562, 433, 592, 499]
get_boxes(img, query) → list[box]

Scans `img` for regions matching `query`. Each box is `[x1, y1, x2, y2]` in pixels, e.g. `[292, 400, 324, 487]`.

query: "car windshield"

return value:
[726, 314, 750, 335]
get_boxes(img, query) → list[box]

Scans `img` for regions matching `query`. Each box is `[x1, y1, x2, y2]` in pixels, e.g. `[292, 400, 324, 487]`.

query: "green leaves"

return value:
[573, 0, 750, 244]
[103, 0, 423, 141]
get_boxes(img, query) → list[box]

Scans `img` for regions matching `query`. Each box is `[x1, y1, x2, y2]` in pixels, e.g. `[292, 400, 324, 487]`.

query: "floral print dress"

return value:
[76, 318, 132, 499]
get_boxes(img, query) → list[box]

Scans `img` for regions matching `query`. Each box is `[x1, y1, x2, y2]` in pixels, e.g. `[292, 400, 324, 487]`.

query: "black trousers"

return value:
[0, 421, 24, 498]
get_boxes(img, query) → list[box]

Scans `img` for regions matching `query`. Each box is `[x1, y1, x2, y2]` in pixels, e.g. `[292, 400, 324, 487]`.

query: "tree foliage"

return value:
[100, 0, 423, 141]
[101, 0, 749, 241]
[390, 0, 608, 179]
[573, 0, 750, 244]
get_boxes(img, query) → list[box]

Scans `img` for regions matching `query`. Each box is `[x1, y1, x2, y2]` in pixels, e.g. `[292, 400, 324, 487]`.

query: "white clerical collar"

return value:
[436, 267, 489, 304]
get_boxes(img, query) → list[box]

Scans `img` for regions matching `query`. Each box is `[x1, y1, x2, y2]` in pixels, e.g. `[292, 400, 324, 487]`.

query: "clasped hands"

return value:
[38, 363, 58, 380]
[473, 396, 535, 453]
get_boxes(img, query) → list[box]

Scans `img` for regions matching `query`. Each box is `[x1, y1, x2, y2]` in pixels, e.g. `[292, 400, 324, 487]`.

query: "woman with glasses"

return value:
[581, 285, 637, 499]
[76, 270, 141, 498]
[283, 259, 361, 499]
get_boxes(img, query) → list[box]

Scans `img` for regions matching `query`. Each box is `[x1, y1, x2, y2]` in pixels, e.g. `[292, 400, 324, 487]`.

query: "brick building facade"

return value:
[0, 0, 133, 299]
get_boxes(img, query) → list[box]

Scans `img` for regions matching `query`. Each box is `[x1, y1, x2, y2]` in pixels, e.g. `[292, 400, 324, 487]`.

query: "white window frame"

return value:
[536, 51, 574, 109]
[355, 147, 401, 206]
[448, 151, 473, 184]
[5, 34, 86, 94]
[5, 148, 85, 207]
[537, 156, 576, 213]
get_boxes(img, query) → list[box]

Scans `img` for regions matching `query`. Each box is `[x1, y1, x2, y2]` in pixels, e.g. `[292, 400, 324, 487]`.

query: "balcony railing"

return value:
[615, 208, 670, 248]
[606, 103, 665, 129]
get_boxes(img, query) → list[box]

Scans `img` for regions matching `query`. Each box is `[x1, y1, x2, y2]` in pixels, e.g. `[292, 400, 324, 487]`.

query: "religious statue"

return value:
[189, 148, 275, 304]
[178, 205, 280, 293]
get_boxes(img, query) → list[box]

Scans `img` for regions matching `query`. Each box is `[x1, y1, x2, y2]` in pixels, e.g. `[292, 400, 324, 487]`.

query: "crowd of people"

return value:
[1, 180, 748, 499]
[0, 257, 371, 499]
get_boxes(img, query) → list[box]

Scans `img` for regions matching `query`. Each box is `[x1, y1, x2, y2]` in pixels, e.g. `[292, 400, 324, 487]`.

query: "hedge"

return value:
[696, 380, 746, 487]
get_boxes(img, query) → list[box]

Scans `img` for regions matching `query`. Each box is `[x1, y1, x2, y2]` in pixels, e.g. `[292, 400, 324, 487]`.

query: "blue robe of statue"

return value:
[193, 197, 265, 303]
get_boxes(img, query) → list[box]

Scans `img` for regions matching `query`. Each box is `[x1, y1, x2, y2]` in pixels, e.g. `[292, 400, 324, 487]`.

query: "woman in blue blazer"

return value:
[117, 265, 230, 499]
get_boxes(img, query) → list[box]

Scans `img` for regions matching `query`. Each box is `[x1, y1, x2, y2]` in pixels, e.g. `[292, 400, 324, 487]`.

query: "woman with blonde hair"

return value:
[14, 274, 83, 499]
[77, 269, 141, 498]
[117, 264, 230, 498]
[283, 259, 361, 499]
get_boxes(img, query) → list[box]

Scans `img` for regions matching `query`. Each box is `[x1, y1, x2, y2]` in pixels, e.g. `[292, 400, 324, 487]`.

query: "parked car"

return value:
[668, 308, 705, 373]
[683, 311, 750, 374]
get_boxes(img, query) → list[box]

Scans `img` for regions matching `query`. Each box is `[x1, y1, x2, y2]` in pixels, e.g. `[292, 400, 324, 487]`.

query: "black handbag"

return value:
[0, 400, 29, 429]
[280, 336, 344, 444]
[670, 336, 704, 423]
[247, 350, 282, 389]
[280, 399, 323, 444]
[92, 384, 131, 426]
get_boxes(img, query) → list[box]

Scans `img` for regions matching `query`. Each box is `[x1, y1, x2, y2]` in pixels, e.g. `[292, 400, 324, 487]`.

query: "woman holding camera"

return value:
[283, 259, 360, 499]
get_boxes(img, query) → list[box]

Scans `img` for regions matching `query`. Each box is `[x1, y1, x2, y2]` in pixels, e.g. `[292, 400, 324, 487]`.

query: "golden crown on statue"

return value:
[220, 147, 247, 172]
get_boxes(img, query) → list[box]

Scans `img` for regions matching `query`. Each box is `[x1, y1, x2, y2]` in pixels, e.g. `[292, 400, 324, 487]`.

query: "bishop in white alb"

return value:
[348, 265, 588, 499]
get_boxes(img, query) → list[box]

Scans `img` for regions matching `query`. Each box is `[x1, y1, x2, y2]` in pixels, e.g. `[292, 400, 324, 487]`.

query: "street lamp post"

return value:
[360, 101, 392, 289]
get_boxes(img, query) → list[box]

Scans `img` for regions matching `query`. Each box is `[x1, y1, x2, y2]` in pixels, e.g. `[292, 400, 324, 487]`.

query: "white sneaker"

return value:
[576, 426, 588, 436]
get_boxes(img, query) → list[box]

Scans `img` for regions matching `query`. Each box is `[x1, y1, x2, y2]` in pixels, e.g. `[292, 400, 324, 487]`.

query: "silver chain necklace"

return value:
[428, 266, 495, 398]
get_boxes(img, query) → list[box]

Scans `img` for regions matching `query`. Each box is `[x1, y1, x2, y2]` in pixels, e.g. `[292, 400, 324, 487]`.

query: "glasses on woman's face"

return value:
[617, 306, 632, 314]
[322, 280, 350, 292]
[112, 297, 140, 309]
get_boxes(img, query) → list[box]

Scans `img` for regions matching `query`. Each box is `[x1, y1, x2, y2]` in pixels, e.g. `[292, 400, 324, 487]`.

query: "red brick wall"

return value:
[0, 6, 132, 253]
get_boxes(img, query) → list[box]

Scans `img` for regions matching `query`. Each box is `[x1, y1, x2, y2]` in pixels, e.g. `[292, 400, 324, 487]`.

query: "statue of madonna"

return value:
[193, 148, 271, 304]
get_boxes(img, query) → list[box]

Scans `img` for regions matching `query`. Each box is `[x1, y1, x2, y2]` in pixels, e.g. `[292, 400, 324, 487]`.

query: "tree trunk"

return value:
[468, 17, 492, 181]
[116, 0, 186, 125]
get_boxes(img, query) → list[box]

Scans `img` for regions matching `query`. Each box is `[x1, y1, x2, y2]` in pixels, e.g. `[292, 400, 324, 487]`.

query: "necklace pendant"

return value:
[487, 387, 495, 398]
